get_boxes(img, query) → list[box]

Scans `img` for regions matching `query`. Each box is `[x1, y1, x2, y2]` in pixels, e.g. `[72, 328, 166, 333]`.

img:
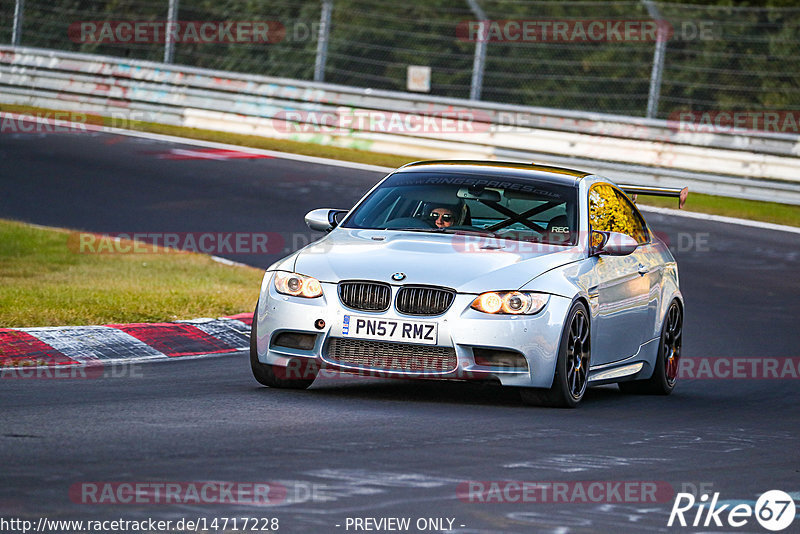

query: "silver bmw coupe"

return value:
[251, 161, 685, 407]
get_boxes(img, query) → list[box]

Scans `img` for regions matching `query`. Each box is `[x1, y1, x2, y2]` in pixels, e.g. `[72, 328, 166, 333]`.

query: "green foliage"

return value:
[10, 1, 800, 116]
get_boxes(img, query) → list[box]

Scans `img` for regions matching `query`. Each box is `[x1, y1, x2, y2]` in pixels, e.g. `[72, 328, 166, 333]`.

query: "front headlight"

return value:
[470, 291, 549, 315]
[273, 272, 323, 298]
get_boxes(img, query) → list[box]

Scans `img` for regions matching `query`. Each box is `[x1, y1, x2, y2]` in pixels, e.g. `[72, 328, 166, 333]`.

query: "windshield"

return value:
[342, 171, 578, 245]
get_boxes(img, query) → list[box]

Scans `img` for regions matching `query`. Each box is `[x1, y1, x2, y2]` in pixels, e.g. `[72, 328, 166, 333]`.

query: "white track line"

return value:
[8, 112, 799, 234]
[210, 255, 250, 268]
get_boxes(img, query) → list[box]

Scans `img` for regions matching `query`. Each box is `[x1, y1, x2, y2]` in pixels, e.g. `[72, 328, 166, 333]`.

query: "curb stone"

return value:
[0, 313, 253, 371]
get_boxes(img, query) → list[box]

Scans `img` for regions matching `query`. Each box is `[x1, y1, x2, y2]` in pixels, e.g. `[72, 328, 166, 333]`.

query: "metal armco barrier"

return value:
[2, 46, 800, 204]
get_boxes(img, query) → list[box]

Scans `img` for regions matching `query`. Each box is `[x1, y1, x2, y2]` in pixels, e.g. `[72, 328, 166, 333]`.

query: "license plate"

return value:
[340, 315, 438, 345]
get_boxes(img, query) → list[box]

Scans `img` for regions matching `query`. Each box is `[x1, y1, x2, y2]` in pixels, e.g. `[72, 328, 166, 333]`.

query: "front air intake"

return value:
[326, 338, 457, 373]
[395, 286, 455, 316]
[338, 280, 392, 312]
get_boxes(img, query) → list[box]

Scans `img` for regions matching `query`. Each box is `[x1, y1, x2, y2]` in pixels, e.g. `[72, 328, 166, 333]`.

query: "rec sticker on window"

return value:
[341, 315, 438, 345]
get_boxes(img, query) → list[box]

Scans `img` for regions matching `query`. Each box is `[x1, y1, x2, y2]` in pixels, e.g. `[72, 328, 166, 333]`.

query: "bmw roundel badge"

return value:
[391, 272, 406, 281]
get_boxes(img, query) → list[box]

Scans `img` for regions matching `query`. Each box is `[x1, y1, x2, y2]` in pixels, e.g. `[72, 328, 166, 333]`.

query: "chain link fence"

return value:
[4, 0, 799, 119]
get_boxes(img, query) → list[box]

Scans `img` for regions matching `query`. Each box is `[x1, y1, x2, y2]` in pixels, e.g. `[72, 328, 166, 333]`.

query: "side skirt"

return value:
[588, 337, 659, 385]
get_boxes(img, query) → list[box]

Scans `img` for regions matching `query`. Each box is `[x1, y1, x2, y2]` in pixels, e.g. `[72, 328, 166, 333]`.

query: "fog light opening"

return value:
[272, 332, 317, 351]
[473, 348, 528, 370]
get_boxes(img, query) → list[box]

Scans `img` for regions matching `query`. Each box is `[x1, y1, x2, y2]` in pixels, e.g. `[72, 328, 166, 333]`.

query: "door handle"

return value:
[637, 263, 650, 275]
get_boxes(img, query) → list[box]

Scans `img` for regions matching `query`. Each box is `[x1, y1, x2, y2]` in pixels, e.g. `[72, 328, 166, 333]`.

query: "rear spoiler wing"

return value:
[619, 185, 689, 209]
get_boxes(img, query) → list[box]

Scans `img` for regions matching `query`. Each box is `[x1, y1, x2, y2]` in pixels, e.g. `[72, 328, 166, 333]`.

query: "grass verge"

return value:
[3, 104, 799, 227]
[0, 219, 263, 327]
[636, 192, 800, 226]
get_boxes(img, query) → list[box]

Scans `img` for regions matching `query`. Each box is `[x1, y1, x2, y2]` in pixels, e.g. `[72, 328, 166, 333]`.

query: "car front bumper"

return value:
[254, 272, 572, 388]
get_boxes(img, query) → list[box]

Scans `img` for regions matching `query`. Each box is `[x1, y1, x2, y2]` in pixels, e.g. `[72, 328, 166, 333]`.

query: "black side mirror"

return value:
[591, 230, 638, 256]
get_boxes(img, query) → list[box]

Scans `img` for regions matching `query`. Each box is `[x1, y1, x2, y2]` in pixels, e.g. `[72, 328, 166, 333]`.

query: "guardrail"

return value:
[2, 46, 800, 204]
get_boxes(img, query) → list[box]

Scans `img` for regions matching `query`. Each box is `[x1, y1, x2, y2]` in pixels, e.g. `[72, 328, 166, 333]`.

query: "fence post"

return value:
[314, 0, 333, 82]
[466, 0, 487, 100]
[164, 0, 179, 64]
[12, 0, 25, 46]
[643, 0, 667, 118]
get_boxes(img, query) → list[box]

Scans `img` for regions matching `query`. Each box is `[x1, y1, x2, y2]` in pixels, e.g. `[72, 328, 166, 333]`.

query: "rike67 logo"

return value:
[669, 490, 796, 531]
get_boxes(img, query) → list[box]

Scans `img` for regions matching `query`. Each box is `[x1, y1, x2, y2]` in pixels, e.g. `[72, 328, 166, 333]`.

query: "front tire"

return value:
[521, 301, 591, 408]
[618, 300, 682, 395]
[250, 303, 317, 389]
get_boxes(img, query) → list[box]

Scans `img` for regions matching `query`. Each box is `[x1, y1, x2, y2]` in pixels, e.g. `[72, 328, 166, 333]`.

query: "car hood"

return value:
[290, 229, 584, 293]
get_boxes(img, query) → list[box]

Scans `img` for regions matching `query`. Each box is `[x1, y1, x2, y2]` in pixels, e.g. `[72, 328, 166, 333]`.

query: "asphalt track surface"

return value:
[1, 125, 799, 533]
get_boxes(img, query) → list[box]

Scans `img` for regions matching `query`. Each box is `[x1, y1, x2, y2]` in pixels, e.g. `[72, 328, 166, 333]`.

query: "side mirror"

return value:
[305, 208, 347, 232]
[591, 230, 638, 256]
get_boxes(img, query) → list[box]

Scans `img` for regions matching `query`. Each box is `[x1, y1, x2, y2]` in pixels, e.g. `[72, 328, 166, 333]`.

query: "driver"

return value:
[428, 206, 456, 228]
[425, 201, 468, 229]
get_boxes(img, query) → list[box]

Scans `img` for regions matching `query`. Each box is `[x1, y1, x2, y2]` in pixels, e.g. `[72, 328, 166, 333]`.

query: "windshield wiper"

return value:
[380, 227, 500, 237]
[381, 227, 441, 233]
[437, 228, 500, 238]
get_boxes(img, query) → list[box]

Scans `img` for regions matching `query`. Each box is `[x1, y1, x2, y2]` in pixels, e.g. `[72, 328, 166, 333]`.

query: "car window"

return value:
[342, 171, 579, 245]
[588, 184, 649, 244]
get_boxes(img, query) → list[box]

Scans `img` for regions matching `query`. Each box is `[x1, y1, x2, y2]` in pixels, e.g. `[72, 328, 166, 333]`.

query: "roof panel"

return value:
[397, 160, 588, 185]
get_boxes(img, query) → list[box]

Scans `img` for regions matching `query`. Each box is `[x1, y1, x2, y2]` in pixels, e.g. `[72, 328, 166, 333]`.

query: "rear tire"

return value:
[250, 303, 317, 389]
[618, 300, 682, 395]
[520, 301, 590, 408]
